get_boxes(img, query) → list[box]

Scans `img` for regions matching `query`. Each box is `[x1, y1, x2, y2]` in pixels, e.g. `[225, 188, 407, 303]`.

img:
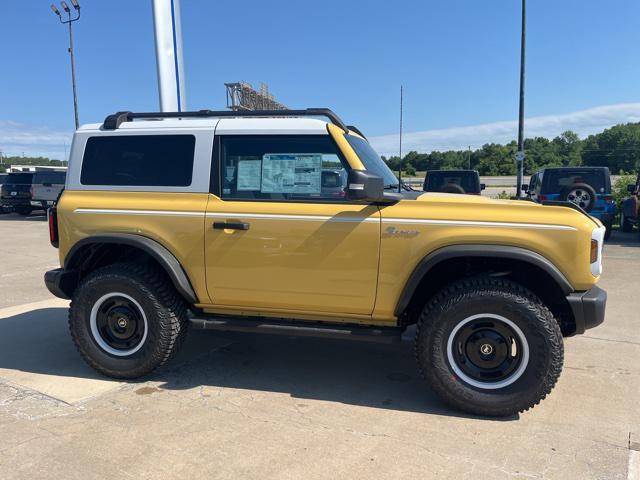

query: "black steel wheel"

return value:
[90, 293, 148, 356]
[447, 314, 529, 389]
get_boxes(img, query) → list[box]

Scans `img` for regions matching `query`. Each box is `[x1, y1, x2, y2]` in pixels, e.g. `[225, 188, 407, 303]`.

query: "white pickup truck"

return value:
[30, 170, 66, 211]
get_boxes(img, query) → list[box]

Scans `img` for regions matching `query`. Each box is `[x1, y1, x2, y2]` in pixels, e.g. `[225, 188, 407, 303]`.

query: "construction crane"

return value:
[225, 82, 287, 111]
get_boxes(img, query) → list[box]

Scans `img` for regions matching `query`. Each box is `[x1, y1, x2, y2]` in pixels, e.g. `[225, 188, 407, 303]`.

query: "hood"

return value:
[402, 192, 600, 229]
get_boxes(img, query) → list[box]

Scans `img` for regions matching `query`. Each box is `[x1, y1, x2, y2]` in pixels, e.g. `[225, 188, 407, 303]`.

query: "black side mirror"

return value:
[346, 170, 401, 204]
[346, 170, 383, 201]
[628, 184, 636, 193]
[522, 184, 529, 193]
[480, 183, 486, 191]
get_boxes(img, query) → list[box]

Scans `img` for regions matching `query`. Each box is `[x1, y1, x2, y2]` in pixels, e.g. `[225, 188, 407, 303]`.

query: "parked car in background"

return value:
[525, 167, 615, 240]
[0, 170, 66, 215]
[1, 172, 37, 215]
[0, 174, 9, 214]
[31, 170, 66, 210]
[620, 173, 640, 236]
[423, 169, 485, 194]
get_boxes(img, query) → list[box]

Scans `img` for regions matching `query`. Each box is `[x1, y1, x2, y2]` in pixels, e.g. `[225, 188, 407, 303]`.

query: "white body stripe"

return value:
[205, 212, 378, 223]
[382, 217, 577, 231]
[74, 208, 203, 217]
[74, 208, 576, 231]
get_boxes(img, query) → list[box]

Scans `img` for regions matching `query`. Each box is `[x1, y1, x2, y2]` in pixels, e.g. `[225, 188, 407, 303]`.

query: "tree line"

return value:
[382, 122, 640, 176]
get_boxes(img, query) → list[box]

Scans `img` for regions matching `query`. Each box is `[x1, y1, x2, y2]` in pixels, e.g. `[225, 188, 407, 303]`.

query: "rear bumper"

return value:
[566, 285, 607, 335]
[44, 268, 77, 300]
[1, 198, 31, 207]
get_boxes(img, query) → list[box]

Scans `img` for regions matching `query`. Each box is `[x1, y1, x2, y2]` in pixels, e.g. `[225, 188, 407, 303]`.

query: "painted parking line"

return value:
[0, 298, 124, 404]
[630, 450, 640, 480]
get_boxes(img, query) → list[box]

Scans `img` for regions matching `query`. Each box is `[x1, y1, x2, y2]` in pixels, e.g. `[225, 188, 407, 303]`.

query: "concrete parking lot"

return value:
[0, 213, 638, 479]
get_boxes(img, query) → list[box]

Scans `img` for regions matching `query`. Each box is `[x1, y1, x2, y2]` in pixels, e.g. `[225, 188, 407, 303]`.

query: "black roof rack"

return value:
[102, 108, 349, 132]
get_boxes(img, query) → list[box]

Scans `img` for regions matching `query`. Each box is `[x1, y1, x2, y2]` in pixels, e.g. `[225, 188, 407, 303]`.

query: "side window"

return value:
[534, 173, 542, 194]
[81, 135, 195, 187]
[217, 135, 348, 201]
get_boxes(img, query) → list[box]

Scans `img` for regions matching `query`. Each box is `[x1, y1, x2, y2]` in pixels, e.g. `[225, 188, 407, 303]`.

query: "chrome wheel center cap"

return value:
[117, 318, 128, 328]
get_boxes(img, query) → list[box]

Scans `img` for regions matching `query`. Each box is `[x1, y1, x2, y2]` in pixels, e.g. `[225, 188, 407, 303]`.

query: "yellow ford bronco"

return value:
[45, 108, 606, 416]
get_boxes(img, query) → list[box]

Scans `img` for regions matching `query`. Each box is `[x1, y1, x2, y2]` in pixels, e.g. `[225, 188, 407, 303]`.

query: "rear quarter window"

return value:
[81, 135, 195, 187]
[424, 172, 479, 193]
[542, 169, 608, 194]
[5, 173, 34, 184]
[34, 172, 66, 184]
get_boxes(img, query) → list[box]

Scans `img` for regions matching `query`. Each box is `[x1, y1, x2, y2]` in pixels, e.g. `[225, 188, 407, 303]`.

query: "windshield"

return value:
[344, 134, 399, 188]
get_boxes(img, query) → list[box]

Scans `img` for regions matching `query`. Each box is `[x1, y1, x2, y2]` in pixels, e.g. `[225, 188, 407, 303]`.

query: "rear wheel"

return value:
[415, 277, 563, 417]
[69, 263, 189, 379]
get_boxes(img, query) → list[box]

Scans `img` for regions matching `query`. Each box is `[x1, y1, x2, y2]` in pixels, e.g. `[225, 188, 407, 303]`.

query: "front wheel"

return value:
[415, 277, 563, 417]
[69, 263, 189, 379]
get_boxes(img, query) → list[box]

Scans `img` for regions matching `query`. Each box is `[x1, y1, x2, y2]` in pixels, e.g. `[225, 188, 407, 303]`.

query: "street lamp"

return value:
[516, 0, 526, 197]
[51, 0, 81, 130]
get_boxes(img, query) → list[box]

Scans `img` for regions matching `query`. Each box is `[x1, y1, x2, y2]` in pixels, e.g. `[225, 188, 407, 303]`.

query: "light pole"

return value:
[516, 0, 526, 197]
[51, 1, 81, 130]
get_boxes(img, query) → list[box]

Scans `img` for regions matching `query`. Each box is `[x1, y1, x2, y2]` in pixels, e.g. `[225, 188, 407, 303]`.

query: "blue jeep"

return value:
[525, 166, 615, 240]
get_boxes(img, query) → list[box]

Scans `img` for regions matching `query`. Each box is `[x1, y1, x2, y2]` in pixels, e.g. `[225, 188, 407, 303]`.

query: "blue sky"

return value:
[1, 0, 639, 158]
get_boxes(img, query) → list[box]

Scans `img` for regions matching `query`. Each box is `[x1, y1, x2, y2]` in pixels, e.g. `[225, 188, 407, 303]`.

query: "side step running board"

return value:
[190, 315, 403, 344]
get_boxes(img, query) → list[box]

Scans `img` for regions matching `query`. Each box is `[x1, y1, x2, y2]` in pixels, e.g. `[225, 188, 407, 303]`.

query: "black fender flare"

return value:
[394, 244, 573, 317]
[65, 233, 198, 304]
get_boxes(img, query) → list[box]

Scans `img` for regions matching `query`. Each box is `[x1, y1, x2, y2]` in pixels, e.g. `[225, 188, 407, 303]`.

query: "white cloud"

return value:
[369, 103, 640, 156]
[0, 121, 72, 160]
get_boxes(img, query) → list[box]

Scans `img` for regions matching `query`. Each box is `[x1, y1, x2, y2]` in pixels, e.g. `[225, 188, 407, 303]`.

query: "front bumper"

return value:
[44, 268, 77, 300]
[566, 285, 607, 335]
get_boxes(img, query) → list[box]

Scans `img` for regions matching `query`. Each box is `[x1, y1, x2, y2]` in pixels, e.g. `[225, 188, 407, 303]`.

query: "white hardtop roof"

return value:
[78, 117, 329, 134]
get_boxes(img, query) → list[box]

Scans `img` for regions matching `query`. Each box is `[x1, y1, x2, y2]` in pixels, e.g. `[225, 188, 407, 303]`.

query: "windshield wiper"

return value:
[384, 184, 400, 190]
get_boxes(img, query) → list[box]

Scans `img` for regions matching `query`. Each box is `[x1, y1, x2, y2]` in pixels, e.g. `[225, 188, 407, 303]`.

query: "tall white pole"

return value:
[152, 0, 186, 112]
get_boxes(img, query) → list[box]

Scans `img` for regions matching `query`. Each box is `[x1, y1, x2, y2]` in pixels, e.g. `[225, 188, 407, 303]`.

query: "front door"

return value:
[204, 133, 380, 316]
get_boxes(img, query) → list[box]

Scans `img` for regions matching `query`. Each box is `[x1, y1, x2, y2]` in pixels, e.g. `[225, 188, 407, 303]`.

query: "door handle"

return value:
[213, 221, 250, 231]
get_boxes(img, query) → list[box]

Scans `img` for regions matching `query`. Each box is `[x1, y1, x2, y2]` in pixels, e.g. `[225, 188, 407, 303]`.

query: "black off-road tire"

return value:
[415, 277, 563, 417]
[620, 212, 633, 233]
[69, 263, 189, 379]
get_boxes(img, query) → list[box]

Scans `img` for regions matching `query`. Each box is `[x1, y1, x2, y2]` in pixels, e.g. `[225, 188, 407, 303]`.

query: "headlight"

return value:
[590, 226, 605, 276]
